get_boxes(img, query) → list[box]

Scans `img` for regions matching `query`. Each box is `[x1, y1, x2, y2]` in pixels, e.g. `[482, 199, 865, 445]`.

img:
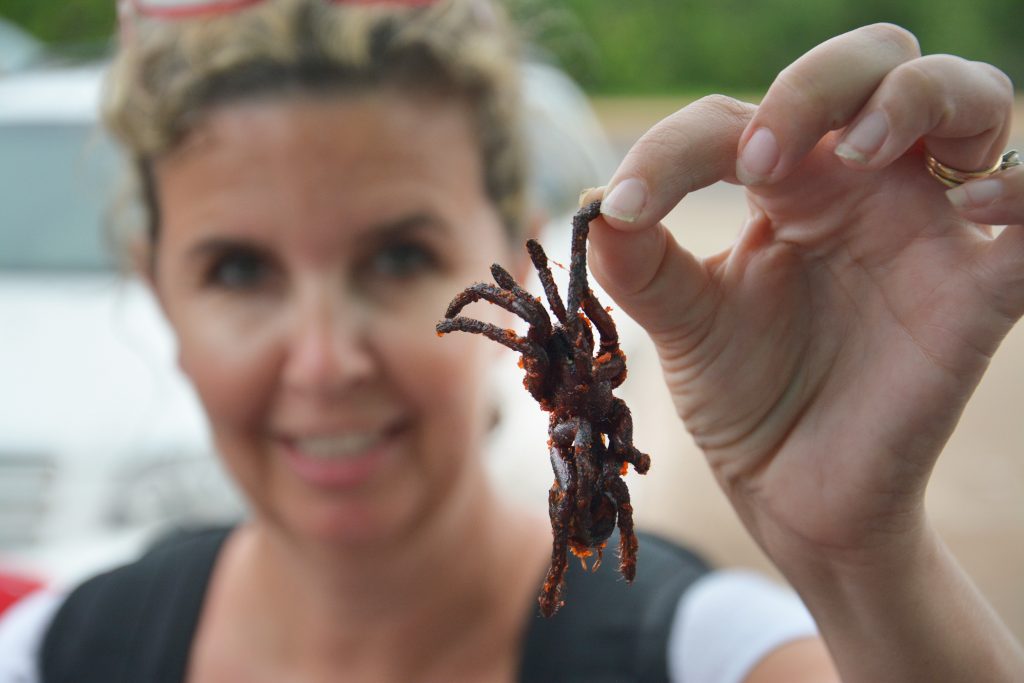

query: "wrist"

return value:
[771, 520, 1024, 682]
[766, 507, 933, 593]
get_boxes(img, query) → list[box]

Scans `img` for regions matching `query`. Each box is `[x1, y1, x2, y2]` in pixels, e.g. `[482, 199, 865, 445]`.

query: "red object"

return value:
[0, 572, 45, 615]
[127, 0, 438, 20]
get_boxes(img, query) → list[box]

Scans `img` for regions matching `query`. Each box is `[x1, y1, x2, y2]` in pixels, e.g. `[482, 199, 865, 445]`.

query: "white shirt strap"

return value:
[0, 590, 63, 683]
[667, 569, 819, 683]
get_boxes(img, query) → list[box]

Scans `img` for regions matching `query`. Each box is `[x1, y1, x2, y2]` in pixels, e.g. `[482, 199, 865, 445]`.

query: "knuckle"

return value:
[772, 66, 831, 116]
[633, 119, 681, 157]
[892, 58, 947, 97]
[889, 58, 953, 123]
[890, 55, 1014, 133]
[692, 94, 755, 124]
[863, 22, 921, 59]
[769, 66, 851, 130]
[637, 95, 752, 155]
[977, 61, 1015, 100]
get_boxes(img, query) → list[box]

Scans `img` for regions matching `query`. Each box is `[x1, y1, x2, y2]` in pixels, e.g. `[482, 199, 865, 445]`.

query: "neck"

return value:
[266, 471, 520, 617]
[220, 462, 550, 676]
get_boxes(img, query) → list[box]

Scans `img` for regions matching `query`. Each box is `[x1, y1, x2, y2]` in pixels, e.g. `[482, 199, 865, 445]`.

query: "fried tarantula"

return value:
[436, 200, 651, 617]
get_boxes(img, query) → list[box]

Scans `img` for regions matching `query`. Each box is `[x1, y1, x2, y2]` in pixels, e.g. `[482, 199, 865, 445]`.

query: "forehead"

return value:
[185, 89, 470, 159]
[153, 91, 492, 245]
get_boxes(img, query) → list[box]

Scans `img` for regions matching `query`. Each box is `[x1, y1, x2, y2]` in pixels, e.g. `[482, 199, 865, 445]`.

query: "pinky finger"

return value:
[961, 165, 1024, 318]
[946, 164, 1024, 226]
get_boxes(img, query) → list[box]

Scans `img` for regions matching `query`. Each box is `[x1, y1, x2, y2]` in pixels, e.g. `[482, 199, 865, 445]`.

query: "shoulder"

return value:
[40, 526, 233, 683]
[519, 531, 710, 683]
[667, 569, 819, 683]
[44, 526, 231, 638]
[0, 589, 65, 683]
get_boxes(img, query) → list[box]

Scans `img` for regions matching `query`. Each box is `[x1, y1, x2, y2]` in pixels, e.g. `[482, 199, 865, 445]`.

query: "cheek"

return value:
[376, 315, 496, 452]
[170, 300, 282, 436]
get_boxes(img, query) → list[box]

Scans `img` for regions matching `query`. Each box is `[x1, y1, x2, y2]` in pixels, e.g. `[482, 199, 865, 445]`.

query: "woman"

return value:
[1, 0, 1022, 681]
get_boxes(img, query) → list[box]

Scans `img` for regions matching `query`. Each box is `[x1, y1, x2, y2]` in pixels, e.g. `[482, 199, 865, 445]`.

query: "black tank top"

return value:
[40, 526, 708, 683]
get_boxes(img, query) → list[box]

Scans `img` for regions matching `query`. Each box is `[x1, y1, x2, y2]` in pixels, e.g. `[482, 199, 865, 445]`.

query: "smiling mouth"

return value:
[278, 422, 407, 488]
[291, 432, 389, 460]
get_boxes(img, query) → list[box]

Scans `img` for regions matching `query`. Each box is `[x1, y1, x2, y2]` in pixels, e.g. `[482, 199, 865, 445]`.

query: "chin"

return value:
[268, 491, 423, 548]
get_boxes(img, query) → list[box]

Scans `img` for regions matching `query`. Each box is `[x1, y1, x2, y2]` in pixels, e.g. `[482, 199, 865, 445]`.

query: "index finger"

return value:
[598, 94, 756, 230]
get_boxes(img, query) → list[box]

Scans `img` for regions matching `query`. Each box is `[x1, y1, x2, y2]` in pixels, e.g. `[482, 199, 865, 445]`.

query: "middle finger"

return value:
[736, 23, 921, 185]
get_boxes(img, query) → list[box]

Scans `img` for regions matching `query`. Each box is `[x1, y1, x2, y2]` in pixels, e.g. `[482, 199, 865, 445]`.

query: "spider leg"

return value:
[488, 264, 552, 344]
[566, 220, 627, 388]
[443, 282, 550, 342]
[566, 201, 602, 320]
[525, 240, 568, 325]
[593, 347, 626, 389]
[607, 397, 651, 474]
[435, 317, 549, 402]
[580, 287, 618, 354]
[540, 441, 576, 617]
[602, 460, 639, 583]
[564, 202, 602, 380]
[570, 318, 595, 386]
[581, 289, 626, 389]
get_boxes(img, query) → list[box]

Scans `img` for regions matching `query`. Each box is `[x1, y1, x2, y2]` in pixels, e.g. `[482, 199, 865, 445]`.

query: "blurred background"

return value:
[3, 0, 1024, 93]
[1, 0, 1021, 639]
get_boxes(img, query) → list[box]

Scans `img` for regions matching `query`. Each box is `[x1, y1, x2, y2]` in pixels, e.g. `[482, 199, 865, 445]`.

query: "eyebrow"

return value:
[186, 236, 272, 262]
[363, 212, 449, 243]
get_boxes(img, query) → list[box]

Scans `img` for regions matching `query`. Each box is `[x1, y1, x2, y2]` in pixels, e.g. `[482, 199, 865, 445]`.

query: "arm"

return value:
[744, 525, 1024, 682]
[744, 639, 836, 683]
[586, 23, 1024, 682]
[775, 524, 1024, 681]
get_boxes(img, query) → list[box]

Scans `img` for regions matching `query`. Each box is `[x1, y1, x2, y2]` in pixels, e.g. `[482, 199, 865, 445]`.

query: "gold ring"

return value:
[926, 149, 1021, 188]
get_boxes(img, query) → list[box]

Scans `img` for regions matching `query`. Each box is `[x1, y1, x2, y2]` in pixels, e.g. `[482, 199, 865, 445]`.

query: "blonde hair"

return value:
[103, 0, 525, 240]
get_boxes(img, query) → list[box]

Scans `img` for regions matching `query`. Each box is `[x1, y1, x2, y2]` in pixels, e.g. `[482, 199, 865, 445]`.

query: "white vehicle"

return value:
[0, 64, 244, 586]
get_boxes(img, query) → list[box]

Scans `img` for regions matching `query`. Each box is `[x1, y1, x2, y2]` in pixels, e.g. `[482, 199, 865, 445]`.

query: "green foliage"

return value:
[2, 0, 1021, 93]
[0, 0, 115, 51]
[537, 0, 1024, 94]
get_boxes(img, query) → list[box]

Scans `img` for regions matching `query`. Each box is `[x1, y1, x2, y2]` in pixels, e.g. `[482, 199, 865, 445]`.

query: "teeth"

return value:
[295, 433, 383, 459]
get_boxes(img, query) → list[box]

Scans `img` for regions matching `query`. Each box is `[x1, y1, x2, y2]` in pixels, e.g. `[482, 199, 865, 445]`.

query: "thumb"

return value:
[585, 95, 755, 344]
[583, 193, 706, 344]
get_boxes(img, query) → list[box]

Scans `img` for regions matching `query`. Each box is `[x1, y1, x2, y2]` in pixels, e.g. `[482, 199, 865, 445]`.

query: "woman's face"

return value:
[151, 92, 516, 544]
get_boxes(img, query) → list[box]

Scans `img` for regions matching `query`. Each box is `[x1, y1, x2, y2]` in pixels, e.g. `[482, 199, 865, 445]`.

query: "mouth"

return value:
[292, 432, 389, 459]
[277, 422, 407, 489]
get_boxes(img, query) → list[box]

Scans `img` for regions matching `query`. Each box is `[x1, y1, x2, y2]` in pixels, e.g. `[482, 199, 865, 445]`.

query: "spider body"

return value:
[436, 201, 651, 616]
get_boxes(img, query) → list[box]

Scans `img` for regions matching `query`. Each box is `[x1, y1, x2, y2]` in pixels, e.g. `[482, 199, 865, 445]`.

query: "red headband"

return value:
[124, 0, 437, 21]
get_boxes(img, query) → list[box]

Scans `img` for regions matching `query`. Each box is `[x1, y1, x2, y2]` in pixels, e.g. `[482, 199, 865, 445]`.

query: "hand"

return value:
[586, 23, 1021, 569]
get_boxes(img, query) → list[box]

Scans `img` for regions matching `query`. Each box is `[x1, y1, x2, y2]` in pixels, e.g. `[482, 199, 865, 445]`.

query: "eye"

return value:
[366, 241, 439, 279]
[204, 247, 273, 290]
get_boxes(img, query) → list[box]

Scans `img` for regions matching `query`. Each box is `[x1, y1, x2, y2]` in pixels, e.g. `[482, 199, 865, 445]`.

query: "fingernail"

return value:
[737, 127, 780, 184]
[601, 178, 647, 222]
[835, 110, 888, 164]
[946, 178, 1004, 208]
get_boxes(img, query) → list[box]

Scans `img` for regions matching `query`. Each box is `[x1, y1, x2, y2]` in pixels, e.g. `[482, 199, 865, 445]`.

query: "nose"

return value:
[281, 285, 376, 398]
